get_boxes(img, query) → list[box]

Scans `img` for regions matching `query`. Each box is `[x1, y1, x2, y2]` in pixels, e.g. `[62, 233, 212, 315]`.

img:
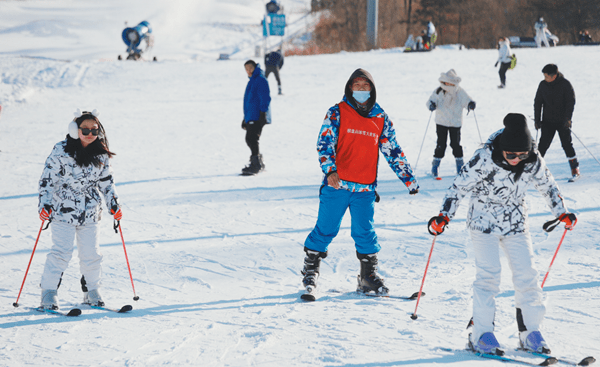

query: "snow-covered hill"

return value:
[1, 1, 599, 366]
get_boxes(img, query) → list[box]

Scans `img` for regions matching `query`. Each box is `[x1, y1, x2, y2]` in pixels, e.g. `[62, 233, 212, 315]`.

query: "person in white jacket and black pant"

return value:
[428, 113, 577, 356]
[496, 37, 513, 89]
[38, 109, 122, 310]
[426, 69, 476, 178]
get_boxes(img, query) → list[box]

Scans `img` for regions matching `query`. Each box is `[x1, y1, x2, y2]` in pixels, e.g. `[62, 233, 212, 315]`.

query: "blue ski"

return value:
[439, 347, 557, 366]
[85, 304, 133, 313]
[31, 307, 82, 317]
[516, 349, 596, 366]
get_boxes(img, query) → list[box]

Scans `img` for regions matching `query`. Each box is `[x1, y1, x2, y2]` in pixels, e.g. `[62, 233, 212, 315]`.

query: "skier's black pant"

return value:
[434, 125, 463, 158]
[499, 62, 511, 86]
[265, 65, 281, 86]
[538, 121, 576, 158]
[245, 119, 266, 156]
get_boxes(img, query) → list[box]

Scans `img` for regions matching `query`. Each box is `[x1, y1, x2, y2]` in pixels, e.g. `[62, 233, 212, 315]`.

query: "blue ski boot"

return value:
[520, 330, 551, 354]
[469, 332, 504, 355]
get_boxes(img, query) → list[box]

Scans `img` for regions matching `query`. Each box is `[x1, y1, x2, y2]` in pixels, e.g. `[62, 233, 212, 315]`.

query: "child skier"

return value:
[38, 109, 122, 310]
[428, 113, 577, 355]
[426, 69, 476, 178]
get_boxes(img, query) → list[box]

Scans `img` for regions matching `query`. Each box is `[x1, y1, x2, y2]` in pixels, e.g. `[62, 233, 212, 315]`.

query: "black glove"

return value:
[468, 101, 476, 111]
[494, 61, 499, 67]
[534, 120, 542, 130]
[427, 214, 449, 236]
[565, 120, 572, 129]
[241, 119, 247, 130]
[259, 111, 267, 125]
[428, 102, 436, 111]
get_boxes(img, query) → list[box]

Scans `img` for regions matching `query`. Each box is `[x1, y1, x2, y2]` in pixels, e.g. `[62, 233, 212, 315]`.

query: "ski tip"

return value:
[542, 357, 558, 366]
[119, 305, 133, 313]
[300, 294, 316, 302]
[579, 356, 596, 366]
[409, 291, 425, 299]
[67, 308, 82, 316]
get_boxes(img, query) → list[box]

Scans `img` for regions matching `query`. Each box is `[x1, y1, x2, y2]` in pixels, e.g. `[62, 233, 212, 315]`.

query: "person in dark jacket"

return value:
[264, 49, 284, 95]
[242, 60, 271, 175]
[534, 64, 579, 180]
[300, 69, 419, 300]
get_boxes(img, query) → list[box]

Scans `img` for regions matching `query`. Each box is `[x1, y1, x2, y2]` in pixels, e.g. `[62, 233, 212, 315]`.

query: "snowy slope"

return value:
[1, 1, 600, 366]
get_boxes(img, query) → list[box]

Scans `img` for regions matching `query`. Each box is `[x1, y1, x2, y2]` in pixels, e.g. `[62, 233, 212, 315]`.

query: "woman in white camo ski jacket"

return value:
[428, 113, 577, 354]
[38, 109, 121, 310]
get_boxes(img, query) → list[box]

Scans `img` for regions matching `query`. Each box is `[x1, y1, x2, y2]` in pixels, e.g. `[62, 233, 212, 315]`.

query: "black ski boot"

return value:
[356, 252, 389, 294]
[241, 154, 265, 175]
[301, 247, 327, 292]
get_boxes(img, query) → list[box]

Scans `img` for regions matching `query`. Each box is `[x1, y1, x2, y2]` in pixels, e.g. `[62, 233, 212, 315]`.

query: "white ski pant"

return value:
[535, 31, 549, 47]
[470, 230, 545, 342]
[40, 221, 102, 291]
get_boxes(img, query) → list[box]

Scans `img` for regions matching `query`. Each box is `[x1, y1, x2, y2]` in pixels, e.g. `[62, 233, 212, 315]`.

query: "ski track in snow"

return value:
[1, 1, 600, 366]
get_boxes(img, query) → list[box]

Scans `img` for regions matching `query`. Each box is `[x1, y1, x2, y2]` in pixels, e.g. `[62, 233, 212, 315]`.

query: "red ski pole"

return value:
[13, 221, 46, 307]
[411, 235, 437, 320]
[115, 220, 139, 301]
[540, 228, 569, 289]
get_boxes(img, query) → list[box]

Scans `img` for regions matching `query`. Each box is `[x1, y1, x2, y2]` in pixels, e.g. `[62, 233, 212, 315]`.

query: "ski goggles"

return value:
[504, 152, 530, 160]
[79, 128, 100, 136]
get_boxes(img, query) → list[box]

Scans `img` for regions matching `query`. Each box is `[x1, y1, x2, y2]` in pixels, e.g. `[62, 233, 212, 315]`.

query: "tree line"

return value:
[308, 0, 600, 52]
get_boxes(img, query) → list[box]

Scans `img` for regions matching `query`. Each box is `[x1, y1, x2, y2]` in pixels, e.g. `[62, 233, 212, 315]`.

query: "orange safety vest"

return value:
[336, 101, 384, 185]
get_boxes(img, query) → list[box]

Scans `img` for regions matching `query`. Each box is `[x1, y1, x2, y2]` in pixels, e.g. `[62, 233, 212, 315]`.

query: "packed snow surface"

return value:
[1, 1, 599, 366]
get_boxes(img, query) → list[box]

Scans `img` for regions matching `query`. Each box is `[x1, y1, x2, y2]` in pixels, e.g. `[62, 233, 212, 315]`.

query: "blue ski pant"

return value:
[304, 186, 380, 254]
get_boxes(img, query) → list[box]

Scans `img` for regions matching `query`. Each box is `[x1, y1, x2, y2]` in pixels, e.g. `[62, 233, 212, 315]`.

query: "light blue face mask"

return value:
[353, 91, 370, 103]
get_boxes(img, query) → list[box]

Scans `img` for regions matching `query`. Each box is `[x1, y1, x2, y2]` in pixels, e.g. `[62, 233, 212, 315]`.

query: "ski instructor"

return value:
[428, 113, 577, 355]
[300, 69, 419, 299]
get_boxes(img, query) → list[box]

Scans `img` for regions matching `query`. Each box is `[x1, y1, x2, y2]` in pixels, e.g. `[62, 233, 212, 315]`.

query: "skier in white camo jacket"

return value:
[427, 113, 577, 356]
[38, 109, 122, 310]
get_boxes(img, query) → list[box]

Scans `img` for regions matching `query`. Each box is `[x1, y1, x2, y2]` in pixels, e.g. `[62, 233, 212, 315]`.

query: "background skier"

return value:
[264, 49, 284, 95]
[534, 17, 550, 47]
[495, 37, 513, 89]
[38, 109, 121, 310]
[241, 59, 271, 175]
[301, 68, 419, 299]
[534, 64, 579, 181]
[428, 113, 577, 356]
[426, 69, 476, 178]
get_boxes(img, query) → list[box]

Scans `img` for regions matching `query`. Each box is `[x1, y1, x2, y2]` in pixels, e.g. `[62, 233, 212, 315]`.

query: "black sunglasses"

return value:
[79, 128, 100, 136]
[505, 152, 529, 160]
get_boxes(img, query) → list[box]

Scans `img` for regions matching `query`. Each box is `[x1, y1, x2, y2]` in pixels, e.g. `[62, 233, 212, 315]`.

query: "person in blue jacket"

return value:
[264, 49, 284, 95]
[242, 60, 271, 175]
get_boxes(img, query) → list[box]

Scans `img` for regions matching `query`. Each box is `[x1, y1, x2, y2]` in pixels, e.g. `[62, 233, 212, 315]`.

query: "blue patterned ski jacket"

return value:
[317, 96, 419, 193]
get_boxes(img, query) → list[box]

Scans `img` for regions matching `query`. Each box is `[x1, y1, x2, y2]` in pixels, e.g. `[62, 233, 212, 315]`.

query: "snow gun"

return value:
[119, 21, 155, 61]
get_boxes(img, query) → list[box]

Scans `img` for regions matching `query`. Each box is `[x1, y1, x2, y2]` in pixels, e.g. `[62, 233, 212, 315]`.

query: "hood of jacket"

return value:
[344, 68, 377, 117]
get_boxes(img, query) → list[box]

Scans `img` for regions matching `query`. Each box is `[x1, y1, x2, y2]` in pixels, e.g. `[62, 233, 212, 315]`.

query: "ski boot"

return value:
[83, 289, 105, 307]
[568, 158, 580, 182]
[356, 252, 389, 294]
[40, 289, 59, 310]
[431, 158, 442, 179]
[278, 85, 282, 95]
[241, 154, 265, 175]
[498, 84, 506, 89]
[301, 247, 327, 301]
[455, 157, 464, 174]
[519, 330, 551, 354]
[81, 276, 104, 306]
[469, 332, 504, 355]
